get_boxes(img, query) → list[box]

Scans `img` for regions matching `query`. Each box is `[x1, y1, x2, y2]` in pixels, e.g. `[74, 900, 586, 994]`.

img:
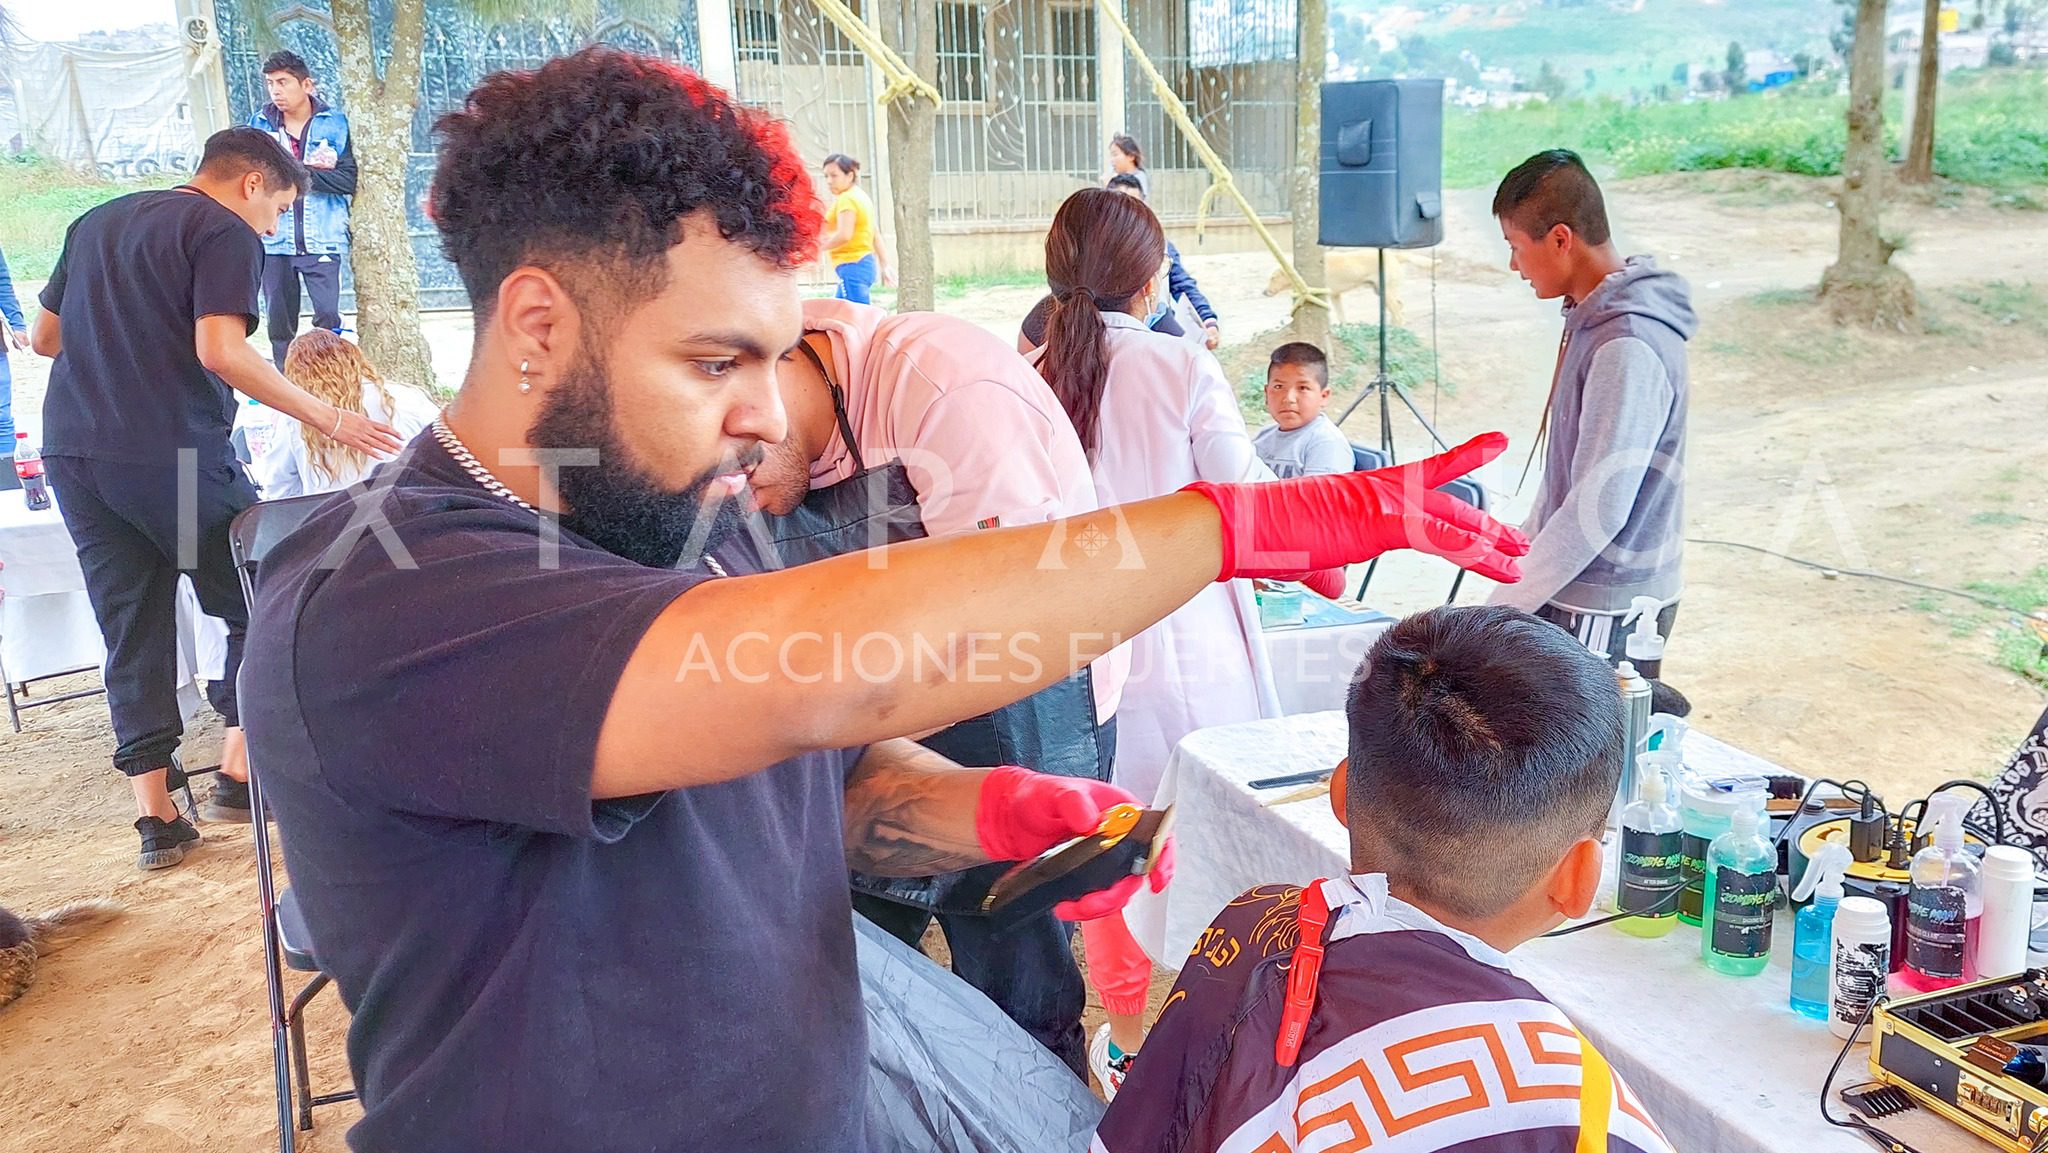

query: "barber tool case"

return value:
[1872, 970, 2048, 1149]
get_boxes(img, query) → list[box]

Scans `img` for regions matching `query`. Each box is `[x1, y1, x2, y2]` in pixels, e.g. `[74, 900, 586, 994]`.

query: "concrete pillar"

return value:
[698, 0, 739, 91]
[1096, 0, 1127, 150]
[175, 0, 234, 143]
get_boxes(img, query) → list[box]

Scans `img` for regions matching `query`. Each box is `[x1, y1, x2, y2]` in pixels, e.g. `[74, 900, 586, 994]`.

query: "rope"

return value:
[1091, 0, 1328, 316]
[808, 0, 942, 110]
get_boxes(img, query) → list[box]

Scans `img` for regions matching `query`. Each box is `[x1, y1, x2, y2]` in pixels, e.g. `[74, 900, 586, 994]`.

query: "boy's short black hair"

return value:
[1345, 606, 1623, 919]
[1267, 341, 1328, 389]
[429, 46, 821, 313]
[1106, 172, 1145, 197]
[1492, 149, 1612, 246]
[261, 51, 312, 81]
[197, 126, 309, 197]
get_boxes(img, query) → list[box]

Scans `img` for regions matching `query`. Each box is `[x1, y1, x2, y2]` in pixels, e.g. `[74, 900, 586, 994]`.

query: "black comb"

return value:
[1842, 1082, 1917, 1119]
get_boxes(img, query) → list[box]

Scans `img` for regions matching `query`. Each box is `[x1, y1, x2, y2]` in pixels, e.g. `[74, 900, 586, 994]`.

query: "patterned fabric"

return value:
[1092, 876, 1675, 1153]
[1985, 705, 2048, 863]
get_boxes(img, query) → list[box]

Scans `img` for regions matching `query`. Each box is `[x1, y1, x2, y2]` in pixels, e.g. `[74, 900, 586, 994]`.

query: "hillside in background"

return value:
[1332, 0, 1843, 99]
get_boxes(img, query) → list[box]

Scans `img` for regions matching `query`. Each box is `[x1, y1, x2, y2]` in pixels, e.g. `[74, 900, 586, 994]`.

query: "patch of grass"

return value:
[1750, 287, 1814, 308]
[1950, 281, 2048, 333]
[1995, 465, 2026, 484]
[1443, 68, 2048, 192]
[1971, 511, 2026, 527]
[1968, 567, 2048, 615]
[1995, 625, 2048, 687]
[936, 267, 1046, 299]
[0, 154, 174, 283]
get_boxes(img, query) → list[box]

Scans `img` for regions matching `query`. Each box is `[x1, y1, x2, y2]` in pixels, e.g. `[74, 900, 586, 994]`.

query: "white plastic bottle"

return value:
[1978, 845, 2036, 979]
[1830, 896, 1893, 1041]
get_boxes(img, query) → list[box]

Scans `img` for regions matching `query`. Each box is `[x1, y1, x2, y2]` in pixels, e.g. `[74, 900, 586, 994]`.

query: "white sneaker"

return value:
[1089, 1023, 1136, 1101]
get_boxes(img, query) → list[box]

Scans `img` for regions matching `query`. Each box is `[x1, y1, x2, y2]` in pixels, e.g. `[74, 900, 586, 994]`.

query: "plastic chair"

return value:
[228, 493, 356, 1153]
[1349, 442, 1492, 605]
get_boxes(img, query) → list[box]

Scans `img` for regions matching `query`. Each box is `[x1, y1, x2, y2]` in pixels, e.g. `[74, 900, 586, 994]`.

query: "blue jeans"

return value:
[0, 363, 14, 490]
[834, 254, 878, 305]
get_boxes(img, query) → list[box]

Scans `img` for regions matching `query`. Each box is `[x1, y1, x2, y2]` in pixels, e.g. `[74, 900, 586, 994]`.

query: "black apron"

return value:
[764, 348, 1105, 914]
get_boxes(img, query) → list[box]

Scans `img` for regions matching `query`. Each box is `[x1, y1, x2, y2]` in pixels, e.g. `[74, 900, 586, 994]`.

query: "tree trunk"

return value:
[1289, 0, 1330, 351]
[1820, 0, 1915, 329]
[880, 0, 937, 312]
[331, 0, 439, 392]
[1902, 0, 1941, 183]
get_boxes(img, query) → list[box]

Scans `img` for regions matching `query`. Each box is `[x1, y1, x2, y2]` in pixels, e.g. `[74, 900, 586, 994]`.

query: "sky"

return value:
[12, 0, 178, 43]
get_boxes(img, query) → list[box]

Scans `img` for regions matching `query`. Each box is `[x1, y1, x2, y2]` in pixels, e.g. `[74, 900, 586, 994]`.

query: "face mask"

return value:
[1144, 288, 1171, 327]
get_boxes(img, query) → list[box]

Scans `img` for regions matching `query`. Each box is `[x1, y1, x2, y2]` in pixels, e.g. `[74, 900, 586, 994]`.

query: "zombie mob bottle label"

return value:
[1711, 867, 1777, 957]
[1906, 886, 1968, 979]
[1678, 833, 1711, 922]
[1620, 829, 1684, 915]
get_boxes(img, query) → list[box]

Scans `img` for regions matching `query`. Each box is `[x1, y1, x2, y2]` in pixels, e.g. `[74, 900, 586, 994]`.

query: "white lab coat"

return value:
[253, 382, 440, 497]
[1068, 311, 1283, 802]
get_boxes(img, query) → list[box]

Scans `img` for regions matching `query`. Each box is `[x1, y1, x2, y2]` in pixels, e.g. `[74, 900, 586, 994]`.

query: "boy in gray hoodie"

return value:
[1487, 150, 1696, 666]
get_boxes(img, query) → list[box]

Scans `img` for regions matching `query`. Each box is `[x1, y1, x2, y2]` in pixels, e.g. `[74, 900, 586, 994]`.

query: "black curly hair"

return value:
[429, 47, 821, 314]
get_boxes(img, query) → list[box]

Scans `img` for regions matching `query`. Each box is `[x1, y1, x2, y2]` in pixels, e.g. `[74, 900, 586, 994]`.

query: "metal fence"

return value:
[729, 0, 877, 181]
[927, 0, 1102, 223]
[1120, 0, 1295, 221]
[216, 0, 701, 309]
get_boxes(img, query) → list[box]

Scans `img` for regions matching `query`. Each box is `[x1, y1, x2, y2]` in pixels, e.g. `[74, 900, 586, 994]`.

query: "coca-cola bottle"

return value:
[14, 432, 51, 511]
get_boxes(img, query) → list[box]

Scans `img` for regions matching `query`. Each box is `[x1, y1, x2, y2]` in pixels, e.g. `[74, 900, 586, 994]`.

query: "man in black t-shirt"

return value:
[31, 127, 399, 870]
[239, 49, 1528, 1153]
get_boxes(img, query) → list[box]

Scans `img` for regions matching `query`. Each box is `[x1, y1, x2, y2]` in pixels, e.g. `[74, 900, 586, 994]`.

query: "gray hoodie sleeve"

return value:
[1490, 337, 1674, 613]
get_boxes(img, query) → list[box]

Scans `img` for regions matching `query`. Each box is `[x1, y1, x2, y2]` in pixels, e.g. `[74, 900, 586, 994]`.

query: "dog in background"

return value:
[1263, 248, 1408, 327]
[0, 900, 122, 1009]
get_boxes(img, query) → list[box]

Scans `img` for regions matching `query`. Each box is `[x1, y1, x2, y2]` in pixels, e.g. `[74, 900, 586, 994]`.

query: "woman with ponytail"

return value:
[1033, 187, 1319, 1098]
[258, 329, 438, 496]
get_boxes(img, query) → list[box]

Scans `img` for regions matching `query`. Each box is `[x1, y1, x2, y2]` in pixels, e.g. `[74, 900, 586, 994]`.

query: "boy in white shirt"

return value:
[1252, 342, 1352, 479]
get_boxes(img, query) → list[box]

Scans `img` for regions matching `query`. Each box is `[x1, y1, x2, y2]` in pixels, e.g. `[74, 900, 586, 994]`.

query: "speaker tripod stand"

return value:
[1325, 247, 1473, 603]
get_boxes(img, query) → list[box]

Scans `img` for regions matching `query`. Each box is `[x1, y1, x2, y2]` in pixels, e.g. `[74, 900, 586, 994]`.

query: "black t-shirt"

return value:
[240, 436, 870, 1152]
[38, 188, 261, 468]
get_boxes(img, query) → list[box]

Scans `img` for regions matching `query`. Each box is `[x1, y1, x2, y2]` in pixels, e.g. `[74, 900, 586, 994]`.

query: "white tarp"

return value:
[3, 38, 200, 177]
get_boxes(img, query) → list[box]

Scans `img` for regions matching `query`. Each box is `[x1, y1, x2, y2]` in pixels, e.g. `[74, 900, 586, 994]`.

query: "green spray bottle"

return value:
[1701, 793, 1777, 976]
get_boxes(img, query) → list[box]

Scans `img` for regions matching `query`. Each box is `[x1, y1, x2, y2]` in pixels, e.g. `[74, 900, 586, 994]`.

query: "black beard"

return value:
[527, 356, 757, 569]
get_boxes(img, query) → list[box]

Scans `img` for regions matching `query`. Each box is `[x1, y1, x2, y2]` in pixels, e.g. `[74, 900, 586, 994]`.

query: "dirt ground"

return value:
[3, 170, 2044, 1150]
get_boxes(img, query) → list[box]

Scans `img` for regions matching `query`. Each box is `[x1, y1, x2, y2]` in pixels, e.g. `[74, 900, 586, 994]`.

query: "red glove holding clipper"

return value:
[975, 766, 1174, 922]
[1186, 432, 1529, 584]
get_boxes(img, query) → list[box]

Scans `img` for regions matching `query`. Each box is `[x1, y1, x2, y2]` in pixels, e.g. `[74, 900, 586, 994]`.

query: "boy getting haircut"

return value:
[1092, 606, 1674, 1153]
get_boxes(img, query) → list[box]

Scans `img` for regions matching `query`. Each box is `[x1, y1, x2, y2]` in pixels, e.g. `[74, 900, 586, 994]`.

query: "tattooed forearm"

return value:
[842, 739, 992, 876]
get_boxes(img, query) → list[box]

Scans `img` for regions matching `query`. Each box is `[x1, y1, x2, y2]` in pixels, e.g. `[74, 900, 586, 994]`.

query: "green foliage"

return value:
[0, 154, 173, 283]
[1442, 69, 2048, 192]
[935, 267, 1046, 298]
[1951, 280, 2048, 332]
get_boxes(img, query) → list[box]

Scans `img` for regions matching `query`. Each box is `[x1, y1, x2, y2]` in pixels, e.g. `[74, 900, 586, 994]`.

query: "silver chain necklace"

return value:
[431, 416, 537, 513]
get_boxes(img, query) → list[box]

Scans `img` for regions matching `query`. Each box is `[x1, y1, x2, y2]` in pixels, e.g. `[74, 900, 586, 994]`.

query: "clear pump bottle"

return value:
[1899, 791, 1983, 992]
[1702, 793, 1777, 976]
[1616, 767, 1683, 938]
[1789, 843, 1853, 1018]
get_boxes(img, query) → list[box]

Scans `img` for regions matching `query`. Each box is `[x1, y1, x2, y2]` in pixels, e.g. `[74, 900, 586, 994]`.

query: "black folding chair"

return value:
[1349, 442, 1493, 606]
[228, 494, 356, 1153]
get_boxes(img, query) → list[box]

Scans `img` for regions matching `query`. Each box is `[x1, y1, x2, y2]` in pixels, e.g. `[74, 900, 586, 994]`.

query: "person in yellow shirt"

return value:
[820, 153, 892, 304]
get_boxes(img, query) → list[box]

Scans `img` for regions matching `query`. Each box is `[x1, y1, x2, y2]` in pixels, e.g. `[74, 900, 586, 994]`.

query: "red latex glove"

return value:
[1186, 433, 1530, 584]
[974, 766, 1175, 921]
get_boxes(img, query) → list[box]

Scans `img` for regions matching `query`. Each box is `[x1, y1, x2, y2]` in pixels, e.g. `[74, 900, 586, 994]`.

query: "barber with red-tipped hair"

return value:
[240, 48, 1527, 1153]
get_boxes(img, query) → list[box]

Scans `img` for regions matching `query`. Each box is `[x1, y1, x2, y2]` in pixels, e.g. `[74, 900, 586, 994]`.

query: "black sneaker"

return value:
[136, 815, 201, 870]
[198, 775, 253, 824]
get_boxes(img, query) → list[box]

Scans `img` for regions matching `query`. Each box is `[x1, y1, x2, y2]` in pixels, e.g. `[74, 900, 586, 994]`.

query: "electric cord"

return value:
[1820, 995, 1929, 1153]
[1541, 881, 1685, 937]
[1896, 780, 2008, 849]
[1687, 537, 2039, 614]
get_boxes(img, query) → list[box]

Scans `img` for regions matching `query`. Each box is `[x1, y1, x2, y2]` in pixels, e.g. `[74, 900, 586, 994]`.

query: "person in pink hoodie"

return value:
[751, 296, 1128, 1075]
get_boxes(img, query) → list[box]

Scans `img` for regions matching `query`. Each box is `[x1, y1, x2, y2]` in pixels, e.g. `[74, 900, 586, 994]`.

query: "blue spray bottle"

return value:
[1788, 842, 1853, 1019]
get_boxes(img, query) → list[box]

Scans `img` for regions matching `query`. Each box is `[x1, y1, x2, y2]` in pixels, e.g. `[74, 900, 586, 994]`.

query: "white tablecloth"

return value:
[1126, 711, 1995, 1153]
[1256, 608, 1392, 717]
[0, 489, 228, 720]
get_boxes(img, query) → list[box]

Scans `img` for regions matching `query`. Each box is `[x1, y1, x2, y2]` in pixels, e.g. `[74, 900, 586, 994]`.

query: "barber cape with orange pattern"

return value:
[1091, 876, 1675, 1153]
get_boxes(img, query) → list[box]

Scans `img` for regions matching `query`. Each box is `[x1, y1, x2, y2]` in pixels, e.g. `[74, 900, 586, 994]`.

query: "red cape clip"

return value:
[1275, 879, 1332, 1068]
